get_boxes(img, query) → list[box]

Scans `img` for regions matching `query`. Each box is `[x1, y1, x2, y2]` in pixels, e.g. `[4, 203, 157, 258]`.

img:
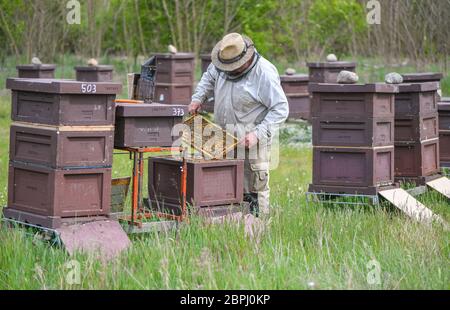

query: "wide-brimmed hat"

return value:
[211, 33, 255, 72]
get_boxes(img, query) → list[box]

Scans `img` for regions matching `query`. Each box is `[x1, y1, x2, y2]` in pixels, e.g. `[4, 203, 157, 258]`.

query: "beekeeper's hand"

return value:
[240, 131, 258, 148]
[188, 101, 201, 114]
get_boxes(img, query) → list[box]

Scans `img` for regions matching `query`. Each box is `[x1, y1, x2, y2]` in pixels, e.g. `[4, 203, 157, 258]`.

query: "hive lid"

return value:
[115, 103, 187, 117]
[306, 61, 356, 68]
[16, 64, 56, 70]
[308, 83, 398, 93]
[398, 82, 439, 93]
[74, 65, 114, 72]
[280, 74, 309, 82]
[152, 52, 195, 59]
[438, 100, 450, 111]
[439, 97, 450, 103]
[6, 78, 122, 94]
[401, 72, 443, 82]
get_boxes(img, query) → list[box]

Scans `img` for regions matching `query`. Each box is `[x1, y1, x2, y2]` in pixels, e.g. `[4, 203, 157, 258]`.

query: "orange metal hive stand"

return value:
[114, 146, 188, 228]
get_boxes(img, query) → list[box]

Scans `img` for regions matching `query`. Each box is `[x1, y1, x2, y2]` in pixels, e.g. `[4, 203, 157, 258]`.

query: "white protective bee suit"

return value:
[191, 52, 289, 215]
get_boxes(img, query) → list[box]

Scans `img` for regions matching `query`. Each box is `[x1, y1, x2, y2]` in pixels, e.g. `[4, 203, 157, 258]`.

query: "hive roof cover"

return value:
[16, 64, 56, 70]
[74, 65, 114, 71]
[56, 220, 130, 261]
[6, 78, 122, 94]
[306, 61, 356, 68]
[115, 103, 187, 117]
[280, 74, 309, 82]
[309, 83, 398, 93]
[401, 72, 443, 82]
[152, 52, 195, 59]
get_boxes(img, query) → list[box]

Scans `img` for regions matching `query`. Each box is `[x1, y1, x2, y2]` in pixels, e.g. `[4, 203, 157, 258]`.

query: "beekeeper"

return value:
[189, 33, 289, 216]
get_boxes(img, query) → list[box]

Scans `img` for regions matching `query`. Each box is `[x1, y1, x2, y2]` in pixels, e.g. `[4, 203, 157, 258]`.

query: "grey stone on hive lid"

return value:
[285, 68, 296, 75]
[337, 70, 359, 84]
[168, 44, 178, 54]
[87, 58, 98, 66]
[31, 57, 42, 65]
[385, 72, 403, 84]
[326, 53, 338, 62]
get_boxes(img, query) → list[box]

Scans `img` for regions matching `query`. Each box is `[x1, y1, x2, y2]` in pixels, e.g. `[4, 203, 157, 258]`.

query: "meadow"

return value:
[0, 56, 448, 289]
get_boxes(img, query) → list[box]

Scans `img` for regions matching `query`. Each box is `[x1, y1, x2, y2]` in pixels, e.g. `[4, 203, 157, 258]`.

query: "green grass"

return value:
[0, 57, 449, 290]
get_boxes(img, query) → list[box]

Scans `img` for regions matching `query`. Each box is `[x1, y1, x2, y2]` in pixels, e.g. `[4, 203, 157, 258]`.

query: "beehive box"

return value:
[200, 54, 212, 74]
[153, 53, 195, 84]
[401, 72, 443, 84]
[10, 123, 114, 168]
[114, 103, 187, 148]
[312, 117, 394, 147]
[394, 138, 440, 178]
[6, 78, 122, 126]
[307, 61, 356, 83]
[5, 161, 111, 228]
[148, 157, 244, 208]
[439, 131, 450, 167]
[438, 99, 450, 130]
[312, 146, 395, 188]
[75, 65, 114, 82]
[395, 83, 438, 116]
[16, 64, 56, 79]
[286, 94, 310, 120]
[280, 74, 309, 94]
[309, 83, 397, 119]
[154, 83, 193, 105]
[394, 115, 439, 142]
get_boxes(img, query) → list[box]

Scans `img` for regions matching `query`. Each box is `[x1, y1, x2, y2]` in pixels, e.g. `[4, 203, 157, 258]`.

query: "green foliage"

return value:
[0, 0, 447, 64]
[237, 0, 279, 56]
[308, 0, 367, 54]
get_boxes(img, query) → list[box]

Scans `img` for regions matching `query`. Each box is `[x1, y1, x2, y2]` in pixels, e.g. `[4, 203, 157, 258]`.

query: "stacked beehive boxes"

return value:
[153, 53, 195, 105]
[16, 64, 56, 79]
[3, 78, 122, 228]
[308, 83, 398, 195]
[199, 53, 214, 113]
[437, 97, 450, 168]
[394, 82, 441, 185]
[280, 73, 310, 120]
